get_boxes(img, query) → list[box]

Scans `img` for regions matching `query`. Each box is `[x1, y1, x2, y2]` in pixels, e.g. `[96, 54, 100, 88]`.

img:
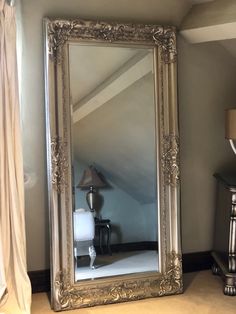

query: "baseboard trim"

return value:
[95, 241, 158, 254]
[182, 251, 213, 273]
[28, 269, 50, 293]
[28, 251, 213, 293]
[111, 241, 158, 252]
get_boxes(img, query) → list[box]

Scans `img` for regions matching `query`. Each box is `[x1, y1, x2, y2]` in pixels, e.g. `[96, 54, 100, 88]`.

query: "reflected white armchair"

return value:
[73, 209, 96, 269]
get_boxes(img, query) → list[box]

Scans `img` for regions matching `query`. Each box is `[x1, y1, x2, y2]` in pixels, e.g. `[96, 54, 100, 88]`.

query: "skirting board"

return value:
[182, 251, 213, 273]
[28, 251, 213, 293]
[28, 269, 50, 294]
[95, 241, 157, 255]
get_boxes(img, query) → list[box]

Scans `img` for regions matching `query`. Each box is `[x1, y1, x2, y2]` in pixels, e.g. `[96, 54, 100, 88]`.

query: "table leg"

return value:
[99, 227, 103, 254]
[106, 223, 112, 255]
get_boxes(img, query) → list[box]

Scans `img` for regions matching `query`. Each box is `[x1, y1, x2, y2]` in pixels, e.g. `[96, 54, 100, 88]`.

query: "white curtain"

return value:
[0, 0, 31, 313]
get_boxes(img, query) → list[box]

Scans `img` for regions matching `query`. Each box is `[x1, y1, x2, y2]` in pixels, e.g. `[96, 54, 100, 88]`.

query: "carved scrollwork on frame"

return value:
[46, 19, 176, 64]
[51, 136, 68, 193]
[159, 252, 183, 295]
[153, 28, 177, 63]
[162, 134, 180, 187]
[54, 252, 182, 310]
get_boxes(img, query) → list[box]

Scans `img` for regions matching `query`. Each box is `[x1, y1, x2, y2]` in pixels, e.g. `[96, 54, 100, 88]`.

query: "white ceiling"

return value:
[22, 0, 195, 28]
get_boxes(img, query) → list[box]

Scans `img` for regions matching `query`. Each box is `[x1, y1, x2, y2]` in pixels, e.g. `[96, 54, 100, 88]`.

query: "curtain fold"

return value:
[0, 0, 31, 313]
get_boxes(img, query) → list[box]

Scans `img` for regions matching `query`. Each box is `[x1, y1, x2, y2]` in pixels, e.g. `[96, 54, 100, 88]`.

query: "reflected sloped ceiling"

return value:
[72, 73, 157, 204]
[70, 45, 157, 204]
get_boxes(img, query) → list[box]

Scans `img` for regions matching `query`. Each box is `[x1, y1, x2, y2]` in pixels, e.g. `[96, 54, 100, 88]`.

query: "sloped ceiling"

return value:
[181, 0, 236, 59]
[70, 46, 156, 204]
[72, 74, 156, 204]
[69, 45, 140, 106]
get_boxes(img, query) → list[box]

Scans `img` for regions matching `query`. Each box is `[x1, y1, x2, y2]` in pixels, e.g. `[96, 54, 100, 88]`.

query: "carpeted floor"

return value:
[31, 270, 236, 314]
[75, 250, 159, 280]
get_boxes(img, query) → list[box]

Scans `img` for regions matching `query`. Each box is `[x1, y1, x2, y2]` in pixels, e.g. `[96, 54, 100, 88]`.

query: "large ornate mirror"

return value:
[44, 18, 182, 311]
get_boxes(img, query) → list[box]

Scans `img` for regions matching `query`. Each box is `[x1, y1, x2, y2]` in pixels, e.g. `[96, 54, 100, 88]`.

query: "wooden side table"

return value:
[95, 218, 112, 255]
[212, 173, 236, 296]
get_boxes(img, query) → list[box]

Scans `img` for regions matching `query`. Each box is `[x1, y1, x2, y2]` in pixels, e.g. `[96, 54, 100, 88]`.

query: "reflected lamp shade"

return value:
[225, 109, 236, 140]
[76, 165, 106, 212]
[76, 165, 106, 189]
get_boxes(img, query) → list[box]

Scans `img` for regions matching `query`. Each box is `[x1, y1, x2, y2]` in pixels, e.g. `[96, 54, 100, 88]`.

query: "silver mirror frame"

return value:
[44, 17, 182, 311]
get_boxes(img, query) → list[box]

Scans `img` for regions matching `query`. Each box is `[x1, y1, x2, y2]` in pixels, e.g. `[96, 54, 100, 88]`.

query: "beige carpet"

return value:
[31, 270, 236, 314]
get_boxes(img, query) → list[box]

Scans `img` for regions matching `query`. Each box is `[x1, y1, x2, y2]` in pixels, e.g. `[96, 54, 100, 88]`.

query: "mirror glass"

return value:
[69, 44, 158, 282]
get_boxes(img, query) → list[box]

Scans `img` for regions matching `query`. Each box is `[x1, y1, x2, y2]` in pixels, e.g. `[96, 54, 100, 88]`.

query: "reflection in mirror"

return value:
[69, 44, 158, 281]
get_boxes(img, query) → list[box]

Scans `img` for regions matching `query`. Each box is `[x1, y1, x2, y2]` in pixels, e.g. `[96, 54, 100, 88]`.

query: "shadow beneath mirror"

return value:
[183, 272, 199, 292]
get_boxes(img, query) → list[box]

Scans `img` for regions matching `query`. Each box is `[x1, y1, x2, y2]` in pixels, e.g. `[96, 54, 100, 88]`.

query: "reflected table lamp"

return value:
[76, 165, 106, 213]
[225, 109, 236, 155]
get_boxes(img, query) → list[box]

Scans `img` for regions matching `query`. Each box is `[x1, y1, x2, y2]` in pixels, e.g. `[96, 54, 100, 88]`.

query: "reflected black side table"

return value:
[212, 173, 236, 296]
[95, 218, 112, 255]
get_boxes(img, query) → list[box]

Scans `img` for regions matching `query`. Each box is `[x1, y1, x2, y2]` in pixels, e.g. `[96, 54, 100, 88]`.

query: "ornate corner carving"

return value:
[54, 270, 73, 309]
[160, 251, 183, 295]
[47, 20, 76, 62]
[153, 28, 177, 63]
[46, 19, 176, 64]
[54, 269, 136, 310]
[54, 251, 182, 310]
[51, 136, 68, 193]
[162, 134, 180, 187]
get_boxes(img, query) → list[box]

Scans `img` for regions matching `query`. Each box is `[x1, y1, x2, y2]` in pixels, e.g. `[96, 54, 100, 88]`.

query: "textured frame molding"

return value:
[162, 134, 180, 187]
[44, 17, 182, 311]
[47, 19, 177, 64]
[51, 136, 68, 193]
[54, 252, 182, 310]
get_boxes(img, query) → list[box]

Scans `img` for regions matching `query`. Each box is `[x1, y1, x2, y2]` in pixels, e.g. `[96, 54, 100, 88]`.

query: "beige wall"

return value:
[178, 37, 236, 253]
[21, 0, 236, 271]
